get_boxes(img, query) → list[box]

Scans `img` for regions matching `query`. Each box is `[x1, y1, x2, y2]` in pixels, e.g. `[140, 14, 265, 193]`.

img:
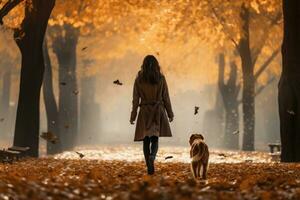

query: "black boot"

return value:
[148, 155, 155, 175]
[143, 137, 151, 174]
[148, 136, 158, 175]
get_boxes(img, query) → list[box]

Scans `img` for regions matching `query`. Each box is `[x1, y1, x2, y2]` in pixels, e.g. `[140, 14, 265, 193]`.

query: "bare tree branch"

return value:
[255, 76, 276, 97]
[235, 83, 241, 99]
[262, 10, 283, 27]
[218, 53, 226, 90]
[252, 11, 282, 65]
[254, 47, 280, 81]
[227, 61, 238, 87]
[208, 2, 239, 49]
[238, 76, 276, 105]
[0, 0, 23, 25]
[78, 0, 87, 15]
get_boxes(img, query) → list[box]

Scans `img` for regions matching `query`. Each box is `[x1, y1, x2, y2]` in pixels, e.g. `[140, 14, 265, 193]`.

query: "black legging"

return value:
[143, 136, 158, 165]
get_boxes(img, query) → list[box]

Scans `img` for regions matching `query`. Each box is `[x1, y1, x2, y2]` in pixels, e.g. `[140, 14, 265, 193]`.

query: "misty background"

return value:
[0, 28, 280, 151]
[0, 0, 282, 153]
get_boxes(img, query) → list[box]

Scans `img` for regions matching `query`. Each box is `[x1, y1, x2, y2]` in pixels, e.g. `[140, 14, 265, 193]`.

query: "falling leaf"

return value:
[194, 106, 199, 115]
[73, 90, 79, 95]
[287, 110, 296, 115]
[113, 79, 123, 85]
[60, 82, 67, 86]
[81, 47, 88, 51]
[233, 130, 239, 135]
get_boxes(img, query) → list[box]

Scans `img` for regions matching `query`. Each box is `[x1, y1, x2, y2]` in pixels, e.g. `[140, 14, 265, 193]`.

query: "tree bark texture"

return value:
[279, 0, 300, 162]
[12, 0, 56, 157]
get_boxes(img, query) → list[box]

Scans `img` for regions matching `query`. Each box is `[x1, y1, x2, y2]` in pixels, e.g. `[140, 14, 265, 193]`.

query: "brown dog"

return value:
[189, 134, 209, 179]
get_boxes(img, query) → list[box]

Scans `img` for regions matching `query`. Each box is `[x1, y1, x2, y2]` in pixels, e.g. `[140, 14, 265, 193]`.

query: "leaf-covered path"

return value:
[1, 157, 300, 200]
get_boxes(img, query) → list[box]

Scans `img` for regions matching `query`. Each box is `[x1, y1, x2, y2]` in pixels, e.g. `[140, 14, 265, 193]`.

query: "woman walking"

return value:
[130, 55, 174, 175]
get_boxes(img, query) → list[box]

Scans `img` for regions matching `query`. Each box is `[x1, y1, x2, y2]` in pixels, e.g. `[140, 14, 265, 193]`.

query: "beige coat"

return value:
[130, 75, 174, 141]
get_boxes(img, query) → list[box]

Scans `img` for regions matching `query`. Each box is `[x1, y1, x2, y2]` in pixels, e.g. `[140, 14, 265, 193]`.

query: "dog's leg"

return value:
[198, 161, 202, 179]
[191, 161, 198, 179]
[202, 162, 208, 180]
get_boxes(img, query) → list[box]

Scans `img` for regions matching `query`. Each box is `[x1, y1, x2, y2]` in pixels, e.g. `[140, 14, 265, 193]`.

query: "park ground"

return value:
[0, 146, 300, 200]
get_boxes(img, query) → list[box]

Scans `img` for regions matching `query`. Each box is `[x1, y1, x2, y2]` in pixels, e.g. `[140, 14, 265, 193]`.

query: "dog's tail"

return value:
[191, 141, 207, 159]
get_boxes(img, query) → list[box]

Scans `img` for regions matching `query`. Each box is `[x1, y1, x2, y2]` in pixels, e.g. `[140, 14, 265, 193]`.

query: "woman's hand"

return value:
[130, 120, 135, 125]
[169, 117, 173, 122]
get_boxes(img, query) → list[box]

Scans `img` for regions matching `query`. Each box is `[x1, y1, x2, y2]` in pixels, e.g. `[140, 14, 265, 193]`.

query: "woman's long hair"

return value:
[139, 55, 162, 84]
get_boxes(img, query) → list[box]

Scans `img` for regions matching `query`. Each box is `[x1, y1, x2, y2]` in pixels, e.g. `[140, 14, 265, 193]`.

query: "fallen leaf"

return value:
[165, 156, 173, 160]
[40, 132, 59, 144]
[75, 151, 85, 159]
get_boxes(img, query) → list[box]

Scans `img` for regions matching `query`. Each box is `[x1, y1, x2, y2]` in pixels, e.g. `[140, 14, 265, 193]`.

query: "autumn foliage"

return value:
[1, 158, 300, 200]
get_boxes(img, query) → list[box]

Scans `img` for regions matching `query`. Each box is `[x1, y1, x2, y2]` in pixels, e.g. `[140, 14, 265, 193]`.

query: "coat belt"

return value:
[139, 100, 163, 107]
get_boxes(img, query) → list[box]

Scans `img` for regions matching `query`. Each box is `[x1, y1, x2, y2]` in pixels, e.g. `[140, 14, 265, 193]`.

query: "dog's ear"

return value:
[189, 134, 196, 145]
[198, 134, 204, 140]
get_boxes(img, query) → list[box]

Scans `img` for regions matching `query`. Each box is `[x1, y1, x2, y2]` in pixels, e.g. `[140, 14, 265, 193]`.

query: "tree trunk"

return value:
[42, 39, 60, 154]
[218, 53, 240, 149]
[79, 74, 100, 145]
[1, 68, 11, 138]
[224, 105, 239, 149]
[241, 56, 255, 151]
[238, 5, 255, 151]
[12, 0, 56, 157]
[53, 25, 79, 151]
[1, 69, 11, 115]
[202, 84, 224, 149]
[241, 70, 255, 151]
[279, 0, 300, 162]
